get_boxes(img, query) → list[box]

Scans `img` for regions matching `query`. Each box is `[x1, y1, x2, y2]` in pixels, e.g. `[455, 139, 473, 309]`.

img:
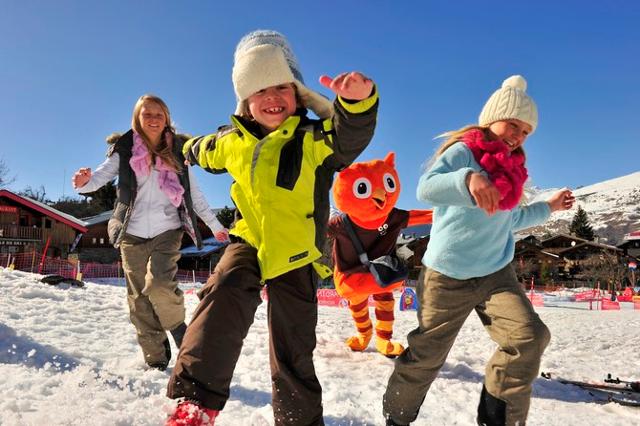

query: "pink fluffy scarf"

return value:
[130, 132, 185, 207]
[462, 129, 528, 210]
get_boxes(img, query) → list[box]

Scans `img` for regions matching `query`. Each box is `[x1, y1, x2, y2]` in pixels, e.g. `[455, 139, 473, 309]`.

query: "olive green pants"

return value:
[384, 265, 550, 426]
[120, 229, 184, 366]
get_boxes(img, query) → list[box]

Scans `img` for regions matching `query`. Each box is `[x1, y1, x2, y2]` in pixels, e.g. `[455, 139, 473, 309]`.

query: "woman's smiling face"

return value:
[138, 101, 167, 144]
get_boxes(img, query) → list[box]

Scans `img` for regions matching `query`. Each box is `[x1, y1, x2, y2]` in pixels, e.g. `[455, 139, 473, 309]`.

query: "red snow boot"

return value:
[166, 400, 219, 426]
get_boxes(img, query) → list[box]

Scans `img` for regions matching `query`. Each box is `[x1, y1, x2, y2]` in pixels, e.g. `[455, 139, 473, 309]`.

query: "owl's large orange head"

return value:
[333, 152, 400, 222]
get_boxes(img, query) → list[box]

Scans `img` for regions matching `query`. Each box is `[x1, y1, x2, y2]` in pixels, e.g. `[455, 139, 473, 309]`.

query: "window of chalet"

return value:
[92, 237, 97, 244]
[99, 238, 104, 245]
[44, 219, 52, 229]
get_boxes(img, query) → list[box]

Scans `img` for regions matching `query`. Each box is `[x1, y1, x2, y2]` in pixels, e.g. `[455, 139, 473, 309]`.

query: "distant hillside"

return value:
[330, 171, 640, 245]
[522, 171, 640, 244]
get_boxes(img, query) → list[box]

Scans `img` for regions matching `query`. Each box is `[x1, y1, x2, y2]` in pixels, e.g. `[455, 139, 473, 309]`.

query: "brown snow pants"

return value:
[383, 265, 550, 426]
[120, 229, 184, 366]
[167, 241, 324, 426]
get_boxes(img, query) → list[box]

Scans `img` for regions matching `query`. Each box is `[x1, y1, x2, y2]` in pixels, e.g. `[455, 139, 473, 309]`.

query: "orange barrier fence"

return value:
[0, 251, 211, 283]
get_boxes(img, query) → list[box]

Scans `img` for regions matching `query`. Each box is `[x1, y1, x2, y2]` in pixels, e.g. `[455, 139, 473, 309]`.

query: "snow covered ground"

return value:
[1, 267, 639, 425]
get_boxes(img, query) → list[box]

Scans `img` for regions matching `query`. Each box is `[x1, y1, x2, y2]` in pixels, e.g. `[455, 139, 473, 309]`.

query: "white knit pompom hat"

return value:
[232, 30, 334, 119]
[478, 75, 538, 133]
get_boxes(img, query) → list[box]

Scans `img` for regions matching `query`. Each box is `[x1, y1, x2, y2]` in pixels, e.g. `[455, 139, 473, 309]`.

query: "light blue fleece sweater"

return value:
[417, 142, 551, 280]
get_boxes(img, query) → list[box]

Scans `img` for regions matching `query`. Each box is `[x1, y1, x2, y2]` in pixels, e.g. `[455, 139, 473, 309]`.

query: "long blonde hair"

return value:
[131, 94, 181, 172]
[427, 124, 526, 168]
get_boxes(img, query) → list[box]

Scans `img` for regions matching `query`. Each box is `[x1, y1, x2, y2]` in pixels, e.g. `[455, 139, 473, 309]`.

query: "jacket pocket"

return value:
[275, 137, 303, 190]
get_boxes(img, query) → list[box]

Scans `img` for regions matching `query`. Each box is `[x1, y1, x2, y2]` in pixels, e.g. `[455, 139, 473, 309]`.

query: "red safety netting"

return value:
[0, 251, 211, 283]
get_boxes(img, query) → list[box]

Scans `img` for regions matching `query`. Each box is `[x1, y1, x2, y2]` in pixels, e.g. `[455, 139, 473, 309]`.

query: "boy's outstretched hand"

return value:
[319, 72, 373, 101]
[547, 189, 575, 212]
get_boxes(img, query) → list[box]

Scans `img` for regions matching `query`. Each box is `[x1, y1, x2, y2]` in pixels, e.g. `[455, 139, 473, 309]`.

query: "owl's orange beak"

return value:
[371, 188, 387, 210]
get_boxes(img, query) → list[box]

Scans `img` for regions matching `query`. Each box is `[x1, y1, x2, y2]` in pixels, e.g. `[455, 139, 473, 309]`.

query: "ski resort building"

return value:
[0, 189, 87, 258]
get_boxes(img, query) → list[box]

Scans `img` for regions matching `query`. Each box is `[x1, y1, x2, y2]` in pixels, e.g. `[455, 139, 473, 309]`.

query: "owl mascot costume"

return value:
[328, 152, 432, 357]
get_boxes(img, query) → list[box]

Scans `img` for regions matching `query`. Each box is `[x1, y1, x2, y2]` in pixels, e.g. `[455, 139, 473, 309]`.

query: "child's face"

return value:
[488, 119, 532, 152]
[139, 101, 167, 143]
[247, 83, 297, 131]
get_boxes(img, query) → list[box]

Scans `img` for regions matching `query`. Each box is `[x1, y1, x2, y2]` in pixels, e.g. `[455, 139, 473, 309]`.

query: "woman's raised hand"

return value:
[72, 167, 92, 189]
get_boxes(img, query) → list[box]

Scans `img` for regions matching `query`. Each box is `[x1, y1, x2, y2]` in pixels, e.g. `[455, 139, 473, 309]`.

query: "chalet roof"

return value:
[540, 233, 589, 246]
[557, 240, 621, 256]
[514, 234, 539, 243]
[82, 208, 224, 226]
[515, 245, 559, 259]
[82, 210, 113, 225]
[623, 231, 640, 241]
[0, 189, 88, 233]
[180, 237, 228, 258]
[617, 239, 640, 249]
[541, 250, 560, 258]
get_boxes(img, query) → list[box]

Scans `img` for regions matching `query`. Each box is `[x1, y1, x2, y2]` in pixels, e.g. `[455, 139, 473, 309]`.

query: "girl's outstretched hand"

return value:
[466, 172, 501, 215]
[72, 167, 92, 189]
[547, 189, 575, 212]
[319, 72, 373, 101]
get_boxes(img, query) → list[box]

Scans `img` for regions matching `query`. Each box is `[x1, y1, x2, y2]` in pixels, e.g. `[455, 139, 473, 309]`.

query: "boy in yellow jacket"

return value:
[166, 30, 378, 426]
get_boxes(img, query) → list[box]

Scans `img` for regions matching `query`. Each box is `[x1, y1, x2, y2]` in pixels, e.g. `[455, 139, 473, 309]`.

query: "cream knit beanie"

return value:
[478, 75, 538, 133]
[232, 30, 333, 119]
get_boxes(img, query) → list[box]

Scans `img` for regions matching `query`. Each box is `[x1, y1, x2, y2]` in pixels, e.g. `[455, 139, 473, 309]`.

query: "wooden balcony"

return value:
[0, 224, 42, 240]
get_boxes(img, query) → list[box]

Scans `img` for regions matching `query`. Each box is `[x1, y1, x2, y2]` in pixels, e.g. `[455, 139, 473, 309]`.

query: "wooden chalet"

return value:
[617, 231, 640, 258]
[0, 189, 87, 258]
[514, 235, 563, 265]
[77, 210, 119, 263]
[513, 235, 564, 281]
[77, 208, 219, 264]
[396, 223, 431, 281]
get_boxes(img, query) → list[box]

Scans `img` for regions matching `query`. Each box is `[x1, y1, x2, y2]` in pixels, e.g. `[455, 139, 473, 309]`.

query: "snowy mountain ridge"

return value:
[524, 171, 640, 244]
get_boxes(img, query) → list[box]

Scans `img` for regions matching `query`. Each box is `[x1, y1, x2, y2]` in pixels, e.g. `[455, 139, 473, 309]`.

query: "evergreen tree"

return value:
[216, 206, 236, 229]
[50, 196, 99, 218]
[83, 180, 117, 211]
[51, 180, 117, 218]
[569, 205, 595, 241]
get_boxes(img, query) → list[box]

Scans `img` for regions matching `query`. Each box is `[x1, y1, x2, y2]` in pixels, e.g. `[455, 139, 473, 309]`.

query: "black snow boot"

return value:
[147, 338, 171, 371]
[170, 322, 187, 348]
[477, 385, 507, 426]
[385, 415, 409, 426]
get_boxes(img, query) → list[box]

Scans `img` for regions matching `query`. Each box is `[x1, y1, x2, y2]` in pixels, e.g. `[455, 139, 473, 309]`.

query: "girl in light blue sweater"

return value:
[383, 76, 574, 426]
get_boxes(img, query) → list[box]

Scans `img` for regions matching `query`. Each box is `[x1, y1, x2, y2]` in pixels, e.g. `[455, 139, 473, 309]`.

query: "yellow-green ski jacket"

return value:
[184, 92, 378, 280]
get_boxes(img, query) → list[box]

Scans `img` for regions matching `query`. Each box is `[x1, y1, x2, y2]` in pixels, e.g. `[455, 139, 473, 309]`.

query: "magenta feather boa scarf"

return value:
[463, 129, 528, 210]
[130, 132, 185, 207]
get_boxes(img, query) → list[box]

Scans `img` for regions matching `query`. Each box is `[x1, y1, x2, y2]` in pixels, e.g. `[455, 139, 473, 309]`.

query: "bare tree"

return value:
[19, 185, 48, 203]
[575, 252, 625, 291]
[0, 157, 15, 188]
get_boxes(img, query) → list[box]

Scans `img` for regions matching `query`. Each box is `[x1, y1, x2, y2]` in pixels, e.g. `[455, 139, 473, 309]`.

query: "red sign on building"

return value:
[0, 206, 18, 213]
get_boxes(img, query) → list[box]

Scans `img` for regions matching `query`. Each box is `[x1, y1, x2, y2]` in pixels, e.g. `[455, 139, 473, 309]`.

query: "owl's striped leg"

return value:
[373, 292, 404, 357]
[345, 293, 373, 352]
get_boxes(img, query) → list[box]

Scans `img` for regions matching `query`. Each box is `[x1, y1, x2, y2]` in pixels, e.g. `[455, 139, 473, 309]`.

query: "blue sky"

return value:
[1, 0, 638, 211]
